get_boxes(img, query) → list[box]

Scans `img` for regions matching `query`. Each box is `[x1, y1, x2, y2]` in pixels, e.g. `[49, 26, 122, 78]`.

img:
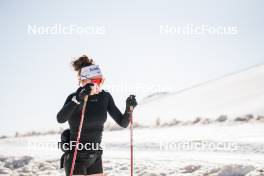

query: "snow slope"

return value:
[135, 64, 264, 125]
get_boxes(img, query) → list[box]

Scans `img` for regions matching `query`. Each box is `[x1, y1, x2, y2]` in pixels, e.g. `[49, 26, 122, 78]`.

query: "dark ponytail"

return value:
[71, 55, 94, 76]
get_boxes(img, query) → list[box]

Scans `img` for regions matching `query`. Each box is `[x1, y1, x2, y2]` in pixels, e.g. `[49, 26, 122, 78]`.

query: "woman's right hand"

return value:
[75, 83, 94, 102]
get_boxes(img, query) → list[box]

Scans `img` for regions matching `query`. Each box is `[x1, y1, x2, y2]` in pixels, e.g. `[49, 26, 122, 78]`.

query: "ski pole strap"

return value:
[69, 95, 88, 176]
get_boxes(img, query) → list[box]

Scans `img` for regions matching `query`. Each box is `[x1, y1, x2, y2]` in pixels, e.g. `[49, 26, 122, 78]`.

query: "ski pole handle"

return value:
[129, 95, 134, 111]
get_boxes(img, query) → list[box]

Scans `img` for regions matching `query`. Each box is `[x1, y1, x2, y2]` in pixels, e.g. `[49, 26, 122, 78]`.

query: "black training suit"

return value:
[57, 90, 130, 175]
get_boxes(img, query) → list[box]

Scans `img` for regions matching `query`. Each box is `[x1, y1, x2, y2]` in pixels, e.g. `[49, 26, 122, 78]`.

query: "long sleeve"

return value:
[107, 93, 130, 128]
[57, 93, 79, 123]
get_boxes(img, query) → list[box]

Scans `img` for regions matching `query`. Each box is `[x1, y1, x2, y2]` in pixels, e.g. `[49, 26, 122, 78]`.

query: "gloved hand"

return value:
[126, 95, 137, 111]
[75, 83, 94, 102]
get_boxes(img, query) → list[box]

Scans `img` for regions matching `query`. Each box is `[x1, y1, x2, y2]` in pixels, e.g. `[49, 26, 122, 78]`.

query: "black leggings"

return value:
[64, 151, 103, 175]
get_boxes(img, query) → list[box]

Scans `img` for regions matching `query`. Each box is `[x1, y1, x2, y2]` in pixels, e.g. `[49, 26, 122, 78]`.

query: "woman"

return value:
[57, 55, 137, 176]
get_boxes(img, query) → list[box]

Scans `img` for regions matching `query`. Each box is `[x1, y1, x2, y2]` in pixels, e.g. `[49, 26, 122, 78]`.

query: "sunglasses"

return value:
[90, 78, 103, 85]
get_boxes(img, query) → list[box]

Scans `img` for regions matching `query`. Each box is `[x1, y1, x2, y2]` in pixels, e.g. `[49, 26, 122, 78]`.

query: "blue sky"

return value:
[0, 0, 263, 135]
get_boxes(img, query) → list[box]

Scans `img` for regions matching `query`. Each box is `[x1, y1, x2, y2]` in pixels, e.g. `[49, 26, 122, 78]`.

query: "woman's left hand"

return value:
[126, 95, 138, 109]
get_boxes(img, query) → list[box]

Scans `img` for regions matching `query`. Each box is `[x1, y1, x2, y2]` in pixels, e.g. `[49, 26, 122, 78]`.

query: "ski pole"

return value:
[130, 104, 134, 176]
[70, 95, 89, 176]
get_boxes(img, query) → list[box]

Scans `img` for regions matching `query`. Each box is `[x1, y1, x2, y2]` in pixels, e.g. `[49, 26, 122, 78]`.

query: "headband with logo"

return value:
[80, 65, 102, 80]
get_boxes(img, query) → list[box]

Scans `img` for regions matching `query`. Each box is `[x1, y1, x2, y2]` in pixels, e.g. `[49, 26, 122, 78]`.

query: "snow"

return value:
[0, 123, 264, 175]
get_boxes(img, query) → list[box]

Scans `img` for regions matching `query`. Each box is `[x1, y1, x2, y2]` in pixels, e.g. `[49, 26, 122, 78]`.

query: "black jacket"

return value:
[57, 90, 130, 144]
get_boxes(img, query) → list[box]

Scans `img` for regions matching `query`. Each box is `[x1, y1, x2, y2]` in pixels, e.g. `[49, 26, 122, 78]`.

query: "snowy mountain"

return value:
[134, 64, 264, 126]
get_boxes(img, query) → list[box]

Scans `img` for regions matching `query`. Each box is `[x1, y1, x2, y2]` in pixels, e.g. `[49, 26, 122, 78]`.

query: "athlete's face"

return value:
[79, 75, 104, 87]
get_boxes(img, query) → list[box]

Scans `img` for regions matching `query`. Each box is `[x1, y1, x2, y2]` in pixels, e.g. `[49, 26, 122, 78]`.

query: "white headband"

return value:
[80, 65, 102, 80]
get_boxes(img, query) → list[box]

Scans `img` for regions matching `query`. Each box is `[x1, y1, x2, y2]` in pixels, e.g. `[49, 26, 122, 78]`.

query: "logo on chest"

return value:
[89, 99, 98, 102]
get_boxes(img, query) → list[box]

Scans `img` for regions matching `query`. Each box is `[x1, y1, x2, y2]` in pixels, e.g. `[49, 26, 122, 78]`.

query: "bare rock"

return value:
[216, 115, 228, 122]
[256, 116, 264, 122]
[4, 156, 33, 170]
[193, 117, 201, 124]
[180, 165, 201, 173]
[234, 114, 253, 122]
